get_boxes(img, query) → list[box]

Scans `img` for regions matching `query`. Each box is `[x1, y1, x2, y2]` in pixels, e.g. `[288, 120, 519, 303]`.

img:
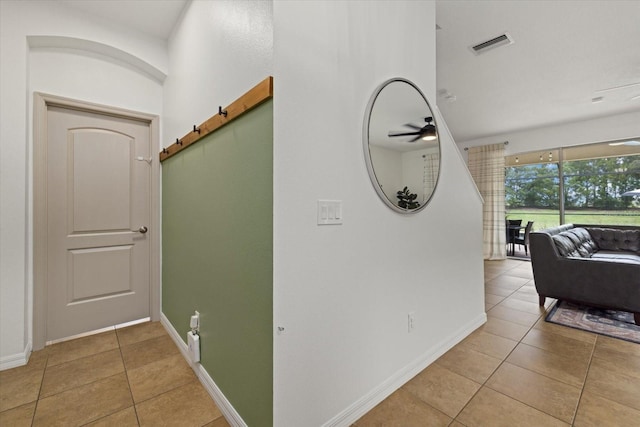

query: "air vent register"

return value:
[470, 33, 514, 55]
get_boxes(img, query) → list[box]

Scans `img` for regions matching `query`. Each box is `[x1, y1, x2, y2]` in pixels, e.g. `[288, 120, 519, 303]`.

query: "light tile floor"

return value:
[0, 321, 229, 426]
[2, 260, 639, 426]
[354, 259, 640, 426]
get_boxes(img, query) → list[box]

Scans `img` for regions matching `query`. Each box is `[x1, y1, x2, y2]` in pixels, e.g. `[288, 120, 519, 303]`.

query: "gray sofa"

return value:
[529, 224, 640, 324]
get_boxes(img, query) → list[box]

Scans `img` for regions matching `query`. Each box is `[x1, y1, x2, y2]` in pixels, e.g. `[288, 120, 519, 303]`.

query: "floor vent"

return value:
[470, 33, 514, 55]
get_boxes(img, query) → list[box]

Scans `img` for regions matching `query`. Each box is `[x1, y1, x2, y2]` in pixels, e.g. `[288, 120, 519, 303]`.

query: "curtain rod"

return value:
[464, 141, 508, 151]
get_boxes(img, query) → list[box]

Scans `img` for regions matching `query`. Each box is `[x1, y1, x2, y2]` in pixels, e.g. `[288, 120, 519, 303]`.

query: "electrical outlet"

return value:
[408, 312, 415, 332]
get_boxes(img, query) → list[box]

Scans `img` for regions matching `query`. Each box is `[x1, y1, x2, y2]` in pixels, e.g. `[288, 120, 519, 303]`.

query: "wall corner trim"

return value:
[321, 312, 487, 427]
[160, 313, 248, 427]
[0, 342, 32, 371]
[27, 35, 167, 83]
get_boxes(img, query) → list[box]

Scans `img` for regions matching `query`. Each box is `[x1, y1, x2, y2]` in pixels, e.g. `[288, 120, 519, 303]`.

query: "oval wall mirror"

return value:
[363, 78, 441, 213]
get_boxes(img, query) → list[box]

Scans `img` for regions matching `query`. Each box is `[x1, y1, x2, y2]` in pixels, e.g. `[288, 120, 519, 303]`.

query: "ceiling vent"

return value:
[470, 33, 514, 55]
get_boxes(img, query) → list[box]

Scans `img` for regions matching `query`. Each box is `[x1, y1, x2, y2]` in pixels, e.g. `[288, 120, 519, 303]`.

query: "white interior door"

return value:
[46, 105, 151, 342]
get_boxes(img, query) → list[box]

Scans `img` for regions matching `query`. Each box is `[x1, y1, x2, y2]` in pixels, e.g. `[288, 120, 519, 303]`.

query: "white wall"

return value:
[162, 0, 274, 147]
[0, 0, 165, 367]
[2, 1, 487, 425]
[29, 51, 163, 114]
[457, 109, 640, 161]
[273, 1, 484, 425]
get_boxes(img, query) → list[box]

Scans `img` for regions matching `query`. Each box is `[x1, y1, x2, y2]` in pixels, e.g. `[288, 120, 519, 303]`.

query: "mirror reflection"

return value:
[364, 78, 441, 213]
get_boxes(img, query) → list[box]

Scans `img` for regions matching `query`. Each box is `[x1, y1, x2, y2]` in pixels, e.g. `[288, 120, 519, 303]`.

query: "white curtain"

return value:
[468, 144, 506, 260]
[422, 153, 439, 201]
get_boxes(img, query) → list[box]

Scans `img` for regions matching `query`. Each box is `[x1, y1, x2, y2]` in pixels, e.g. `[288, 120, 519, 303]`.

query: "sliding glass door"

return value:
[505, 139, 640, 228]
[505, 162, 560, 229]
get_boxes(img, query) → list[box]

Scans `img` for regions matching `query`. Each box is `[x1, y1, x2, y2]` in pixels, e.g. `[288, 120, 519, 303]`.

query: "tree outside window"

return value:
[505, 142, 640, 228]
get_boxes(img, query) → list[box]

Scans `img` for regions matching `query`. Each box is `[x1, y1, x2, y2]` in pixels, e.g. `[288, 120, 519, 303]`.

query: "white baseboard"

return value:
[160, 313, 247, 427]
[322, 312, 487, 427]
[0, 342, 32, 371]
[161, 311, 485, 427]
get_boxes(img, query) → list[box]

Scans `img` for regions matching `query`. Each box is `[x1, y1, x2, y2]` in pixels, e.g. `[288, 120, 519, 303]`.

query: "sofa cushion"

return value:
[587, 228, 640, 253]
[591, 250, 640, 264]
[568, 228, 599, 252]
[552, 233, 585, 257]
[551, 228, 596, 258]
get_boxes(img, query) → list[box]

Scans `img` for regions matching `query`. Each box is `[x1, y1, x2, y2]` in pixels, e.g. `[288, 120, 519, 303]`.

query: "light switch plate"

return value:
[317, 200, 343, 225]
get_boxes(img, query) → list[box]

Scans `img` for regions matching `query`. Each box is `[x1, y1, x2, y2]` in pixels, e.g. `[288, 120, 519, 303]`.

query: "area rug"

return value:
[545, 300, 640, 344]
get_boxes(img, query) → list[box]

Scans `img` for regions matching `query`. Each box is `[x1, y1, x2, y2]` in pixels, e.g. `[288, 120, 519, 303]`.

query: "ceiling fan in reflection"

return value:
[388, 117, 437, 142]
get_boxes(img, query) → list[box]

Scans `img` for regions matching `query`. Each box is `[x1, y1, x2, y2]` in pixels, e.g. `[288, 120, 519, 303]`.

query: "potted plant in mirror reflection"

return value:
[397, 186, 420, 210]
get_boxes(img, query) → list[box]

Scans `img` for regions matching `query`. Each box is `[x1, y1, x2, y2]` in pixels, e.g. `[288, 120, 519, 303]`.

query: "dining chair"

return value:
[515, 221, 534, 255]
[506, 219, 522, 243]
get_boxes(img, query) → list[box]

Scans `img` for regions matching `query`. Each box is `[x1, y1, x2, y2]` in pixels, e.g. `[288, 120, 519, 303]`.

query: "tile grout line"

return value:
[453, 266, 574, 425]
[29, 350, 51, 427]
[3, 323, 220, 427]
[484, 266, 612, 425]
[451, 272, 541, 423]
[569, 334, 598, 426]
[30, 338, 125, 425]
[33, 337, 123, 400]
[115, 326, 213, 420]
[395, 386, 459, 425]
[456, 261, 637, 426]
[115, 327, 142, 427]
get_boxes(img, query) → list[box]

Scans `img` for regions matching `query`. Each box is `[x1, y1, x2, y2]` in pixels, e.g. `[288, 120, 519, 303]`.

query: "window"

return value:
[563, 154, 640, 225]
[505, 139, 640, 227]
[506, 162, 560, 229]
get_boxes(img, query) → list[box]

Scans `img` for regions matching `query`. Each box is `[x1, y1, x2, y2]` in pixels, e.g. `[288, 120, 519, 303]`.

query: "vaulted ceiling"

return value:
[435, 0, 640, 142]
[56, 0, 640, 144]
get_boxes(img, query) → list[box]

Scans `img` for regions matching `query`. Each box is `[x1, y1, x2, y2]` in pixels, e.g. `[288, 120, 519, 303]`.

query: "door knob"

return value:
[138, 226, 148, 234]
